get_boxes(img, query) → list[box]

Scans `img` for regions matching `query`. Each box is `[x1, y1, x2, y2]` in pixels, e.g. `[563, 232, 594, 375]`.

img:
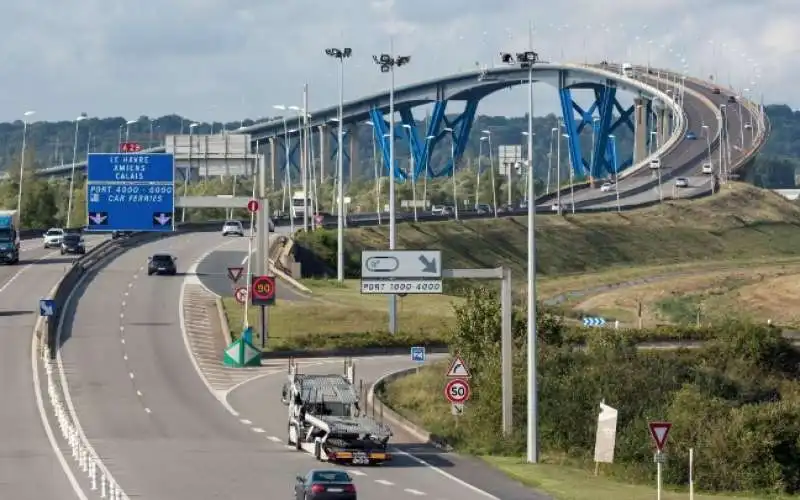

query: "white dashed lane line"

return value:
[117, 270, 154, 415]
[242, 422, 434, 497]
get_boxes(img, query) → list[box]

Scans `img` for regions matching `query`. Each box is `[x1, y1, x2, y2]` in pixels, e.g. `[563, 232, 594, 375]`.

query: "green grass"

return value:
[221, 279, 460, 350]
[381, 363, 790, 500]
[298, 183, 800, 283]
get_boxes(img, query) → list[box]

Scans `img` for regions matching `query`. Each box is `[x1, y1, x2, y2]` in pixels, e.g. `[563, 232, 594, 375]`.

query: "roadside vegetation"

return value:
[379, 289, 800, 498]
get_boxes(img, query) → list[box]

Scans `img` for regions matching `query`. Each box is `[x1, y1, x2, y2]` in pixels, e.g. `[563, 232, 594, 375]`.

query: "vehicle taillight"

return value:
[311, 484, 325, 493]
[343, 484, 356, 493]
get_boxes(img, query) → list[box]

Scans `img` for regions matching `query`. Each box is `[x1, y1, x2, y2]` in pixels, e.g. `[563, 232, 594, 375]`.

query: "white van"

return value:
[621, 63, 634, 77]
[702, 163, 713, 174]
[649, 158, 661, 170]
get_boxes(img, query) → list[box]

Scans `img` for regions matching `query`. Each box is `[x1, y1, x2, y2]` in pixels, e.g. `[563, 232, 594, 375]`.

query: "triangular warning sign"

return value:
[446, 355, 471, 378]
[227, 266, 244, 282]
[648, 422, 672, 451]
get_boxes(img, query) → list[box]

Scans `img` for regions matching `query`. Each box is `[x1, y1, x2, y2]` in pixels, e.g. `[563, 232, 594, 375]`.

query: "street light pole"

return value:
[125, 119, 136, 142]
[482, 129, 497, 217]
[443, 127, 459, 220]
[17, 110, 36, 219]
[373, 43, 411, 335]
[402, 124, 419, 222]
[181, 122, 199, 222]
[67, 114, 88, 228]
[608, 134, 621, 212]
[501, 48, 541, 463]
[326, 47, 352, 282]
[274, 105, 295, 233]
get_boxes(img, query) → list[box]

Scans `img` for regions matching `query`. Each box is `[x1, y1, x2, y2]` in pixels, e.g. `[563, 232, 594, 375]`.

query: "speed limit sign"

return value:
[444, 378, 470, 404]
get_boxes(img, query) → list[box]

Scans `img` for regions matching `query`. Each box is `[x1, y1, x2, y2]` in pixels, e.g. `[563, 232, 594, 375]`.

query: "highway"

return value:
[0, 235, 105, 499]
[227, 355, 547, 500]
[43, 61, 766, 500]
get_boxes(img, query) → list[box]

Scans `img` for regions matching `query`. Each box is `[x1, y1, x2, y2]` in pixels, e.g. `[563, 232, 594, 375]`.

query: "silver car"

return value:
[675, 177, 689, 188]
[221, 220, 244, 236]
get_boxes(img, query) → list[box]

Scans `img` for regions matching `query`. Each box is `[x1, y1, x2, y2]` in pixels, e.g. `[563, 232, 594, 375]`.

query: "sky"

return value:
[0, 0, 793, 124]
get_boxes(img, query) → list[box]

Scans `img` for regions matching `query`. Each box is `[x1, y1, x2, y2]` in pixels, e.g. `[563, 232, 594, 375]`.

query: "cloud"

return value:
[0, 0, 789, 124]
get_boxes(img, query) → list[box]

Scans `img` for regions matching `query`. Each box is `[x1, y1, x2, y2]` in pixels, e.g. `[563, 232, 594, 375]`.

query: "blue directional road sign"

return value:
[86, 153, 175, 232]
[39, 299, 56, 317]
[583, 317, 606, 327]
[411, 346, 426, 363]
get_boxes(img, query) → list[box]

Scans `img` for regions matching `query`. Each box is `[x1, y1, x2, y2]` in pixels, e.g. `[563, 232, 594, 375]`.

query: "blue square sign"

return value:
[39, 299, 56, 317]
[85, 153, 175, 232]
[411, 346, 426, 363]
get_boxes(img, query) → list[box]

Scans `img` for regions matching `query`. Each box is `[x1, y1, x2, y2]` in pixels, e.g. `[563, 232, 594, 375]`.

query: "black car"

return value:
[294, 470, 356, 500]
[60, 233, 86, 255]
[112, 230, 134, 239]
[147, 253, 177, 276]
[727, 95, 737, 103]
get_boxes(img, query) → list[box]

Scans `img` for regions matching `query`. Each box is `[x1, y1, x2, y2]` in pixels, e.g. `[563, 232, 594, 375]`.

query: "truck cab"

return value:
[0, 210, 20, 264]
[291, 191, 314, 219]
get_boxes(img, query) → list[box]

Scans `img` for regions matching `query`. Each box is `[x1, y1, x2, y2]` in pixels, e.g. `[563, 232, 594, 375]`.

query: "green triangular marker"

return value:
[222, 337, 262, 368]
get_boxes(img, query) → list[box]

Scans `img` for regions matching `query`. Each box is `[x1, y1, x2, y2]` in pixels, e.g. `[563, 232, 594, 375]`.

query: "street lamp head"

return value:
[480, 136, 489, 141]
[126, 119, 137, 125]
[23, 110, 35, 117]
[608, 134, 616, 139]
[402, 124, 411, 129]
[481, 129, 491, 135]
[189, 122, 199, 128]
[76, 114, 88, 121]
[426, 135, 436, 140]
[273, 105, 286, 110]
[365, 120, 374, 126]
[562, 133, 570, 138]
[551, 127, 558, 132]
[443, 127, 454, 133]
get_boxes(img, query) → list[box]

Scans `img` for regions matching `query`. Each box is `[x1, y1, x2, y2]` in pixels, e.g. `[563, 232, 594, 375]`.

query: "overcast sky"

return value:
[0, 0, 792, 123]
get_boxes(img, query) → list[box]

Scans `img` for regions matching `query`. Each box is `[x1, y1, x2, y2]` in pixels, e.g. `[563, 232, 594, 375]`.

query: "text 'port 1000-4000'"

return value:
[360, 279, 443, 294]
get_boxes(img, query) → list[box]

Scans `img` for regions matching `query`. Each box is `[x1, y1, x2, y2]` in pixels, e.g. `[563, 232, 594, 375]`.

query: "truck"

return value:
[0, 210, 20, 264]
[282, 358, 393, 465]
[291, 190, 314, 219]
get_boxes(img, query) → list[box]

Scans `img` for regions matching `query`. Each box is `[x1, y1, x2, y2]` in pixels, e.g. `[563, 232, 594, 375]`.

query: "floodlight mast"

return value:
[500, 48, 539, 464]
[325, 46, 352, 283]
[372, 47, 411, 335]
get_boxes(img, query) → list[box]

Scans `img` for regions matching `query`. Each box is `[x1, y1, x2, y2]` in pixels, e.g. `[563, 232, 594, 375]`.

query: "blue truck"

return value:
[0, 210, 21, 264]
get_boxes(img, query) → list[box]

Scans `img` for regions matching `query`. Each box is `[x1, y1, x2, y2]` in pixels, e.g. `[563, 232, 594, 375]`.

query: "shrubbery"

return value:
[398, 287, 800, 494]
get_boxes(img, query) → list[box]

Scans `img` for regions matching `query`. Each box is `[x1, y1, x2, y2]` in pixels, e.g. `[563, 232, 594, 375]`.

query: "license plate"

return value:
[328, 488, 343, 492]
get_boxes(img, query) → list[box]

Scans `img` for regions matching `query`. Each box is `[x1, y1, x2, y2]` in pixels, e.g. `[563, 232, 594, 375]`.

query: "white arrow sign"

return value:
[88, 213, 107, 225]
[153, 213, 171, 226]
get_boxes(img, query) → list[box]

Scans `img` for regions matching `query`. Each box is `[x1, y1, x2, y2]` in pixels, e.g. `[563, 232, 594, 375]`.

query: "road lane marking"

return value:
[405, 488, 427, 495]
[375, 479, 394, 486]
[251, 427, 265, 433]
[267, 436, 281, 443]
[240, 419, 252, 425]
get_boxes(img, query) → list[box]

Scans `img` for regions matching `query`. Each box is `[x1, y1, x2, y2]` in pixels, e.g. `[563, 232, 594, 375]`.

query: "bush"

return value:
[268, 329, 448, 352]
[383, 287, 800, 494]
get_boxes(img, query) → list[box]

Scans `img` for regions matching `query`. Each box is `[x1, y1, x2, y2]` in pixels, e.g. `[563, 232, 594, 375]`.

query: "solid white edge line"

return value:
[32, 306, 89, 500]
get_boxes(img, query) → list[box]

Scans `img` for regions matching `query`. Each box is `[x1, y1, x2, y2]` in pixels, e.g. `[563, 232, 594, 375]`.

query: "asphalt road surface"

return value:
[58, 232, 302, 497]
[195, 236, 307, 302]
[227, 356, 551, 500]
[0, 234, 105, 499]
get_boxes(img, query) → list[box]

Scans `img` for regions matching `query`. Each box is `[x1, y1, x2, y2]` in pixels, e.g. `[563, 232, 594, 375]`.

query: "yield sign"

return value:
[446, 355, 471, 378]
[648, 421, 672, 451]
[227, 266, 244, 282]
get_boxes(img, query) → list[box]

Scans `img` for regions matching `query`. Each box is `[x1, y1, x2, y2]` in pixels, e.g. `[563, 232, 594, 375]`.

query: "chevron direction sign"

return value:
[583, 317, 606, 327]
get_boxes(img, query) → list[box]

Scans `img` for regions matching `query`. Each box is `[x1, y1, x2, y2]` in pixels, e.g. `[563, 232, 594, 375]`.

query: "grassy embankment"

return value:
[223, 183, 800, 347]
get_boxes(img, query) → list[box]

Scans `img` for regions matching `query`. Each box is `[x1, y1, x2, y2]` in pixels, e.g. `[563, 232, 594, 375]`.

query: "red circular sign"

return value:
[251, 276, 275, 300]
[444, 378, 470, 404]
[247, 199, 259, 213]
[234, 286, 248, 304]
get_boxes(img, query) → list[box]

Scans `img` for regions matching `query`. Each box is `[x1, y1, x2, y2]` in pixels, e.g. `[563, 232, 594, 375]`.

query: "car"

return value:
[221, 220, 245, 236]
[600, 182, 614, 192]
[675, 177, 689, 188]
[649, 158, 661, 170]
[111, 230, 134, 239]
[294, 470, 356, 500]
[712, 87, 721, 94]
[147, 253, 177, 276]
[474, 203, 492, 214]
[685, 131, 697, 140]
[60, 233, 85, 255]
[702, 163, 714, 175]
[43, 228, 65, 248]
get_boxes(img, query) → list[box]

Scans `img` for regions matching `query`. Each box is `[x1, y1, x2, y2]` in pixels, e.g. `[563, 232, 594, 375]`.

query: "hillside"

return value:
[296, 183, 800, 278]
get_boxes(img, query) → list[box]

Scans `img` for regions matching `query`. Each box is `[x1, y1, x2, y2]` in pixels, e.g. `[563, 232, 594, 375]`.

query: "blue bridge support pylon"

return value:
[558, 74, 636, 182]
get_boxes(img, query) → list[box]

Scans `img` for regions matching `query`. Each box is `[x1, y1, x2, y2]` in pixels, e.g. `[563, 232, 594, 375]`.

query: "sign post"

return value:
[648, 421, 672, 500]
[251, 275, 276, 348]
[86, 153, 175, 233]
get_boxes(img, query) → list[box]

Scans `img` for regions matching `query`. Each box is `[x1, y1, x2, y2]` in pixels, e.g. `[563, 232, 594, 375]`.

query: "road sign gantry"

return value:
[85, 153, 175, 232]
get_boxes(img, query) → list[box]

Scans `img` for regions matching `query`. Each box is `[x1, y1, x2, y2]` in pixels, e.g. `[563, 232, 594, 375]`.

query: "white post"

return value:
[689, 448, 694, 500]
[387, 41, 398, 335]
[525, 61, 538, 463]
[450, 137, 459, 220]
[410, 153, 418, 222]
[101, 473, 107, 497]
[476, 139, 483, 207]
[302, 84, 310, 232]
[656, 451, 663, 500]
[66, 115, 85, 228]
[17, 111, 35, 218]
